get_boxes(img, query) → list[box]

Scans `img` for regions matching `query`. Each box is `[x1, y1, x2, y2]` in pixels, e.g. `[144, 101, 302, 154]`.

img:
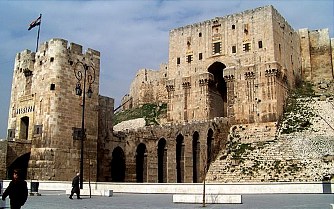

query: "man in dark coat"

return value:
[69, 173, 81, 199]
[2, 169, 28, 209]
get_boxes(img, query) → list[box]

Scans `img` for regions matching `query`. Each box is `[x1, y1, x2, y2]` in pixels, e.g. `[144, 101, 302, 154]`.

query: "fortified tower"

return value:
[6, 38, 100, 181]
[299, 28, 334, 88]
[128, 64, 168, 108]
[166, 5, 301, 124]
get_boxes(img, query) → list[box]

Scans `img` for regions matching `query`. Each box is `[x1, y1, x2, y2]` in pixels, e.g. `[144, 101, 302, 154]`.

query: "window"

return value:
[213, 42, 221, 54]
[50, 84, 55, 90]
[243, 43, 251, 52]
[232, 24, 235, 30]
[187, 55, 192, 63]
[199, 53, 202, 60]
[7, 129, 15, 140]
[199, 32, 202, 37]
[244, 24, 249, 34]
[34, 125, 43, 135]
[258, 41, 263, 49]
[177, 57, 180, 65]
[232, 46, 236, 53]
[50, 57, 54, 62]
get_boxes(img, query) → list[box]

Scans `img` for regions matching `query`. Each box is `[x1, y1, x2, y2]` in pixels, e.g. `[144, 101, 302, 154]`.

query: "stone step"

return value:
[173, 194, 242, 204]
[65, 189, 113, 197]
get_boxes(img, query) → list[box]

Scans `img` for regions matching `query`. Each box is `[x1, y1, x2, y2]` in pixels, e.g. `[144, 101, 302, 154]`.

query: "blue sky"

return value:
[0, 0, 333, 138]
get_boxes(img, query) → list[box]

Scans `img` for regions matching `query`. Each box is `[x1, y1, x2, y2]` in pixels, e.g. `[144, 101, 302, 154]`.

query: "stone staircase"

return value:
[206, 98, 334, 183]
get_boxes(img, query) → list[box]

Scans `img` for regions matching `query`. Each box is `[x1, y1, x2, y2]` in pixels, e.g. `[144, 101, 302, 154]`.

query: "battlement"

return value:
[170, 5, 295, 39]
[170, 5, 274, 33]
[38, 38, 68, 53]
[33, 38, 100, 59]
[69, 42, 82, 54]
[16, 49, 35, 61]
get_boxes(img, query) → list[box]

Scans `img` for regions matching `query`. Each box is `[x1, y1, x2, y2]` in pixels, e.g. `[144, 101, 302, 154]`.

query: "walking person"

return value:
[2, 169, 28, 209]
[69, 173, 81, 199]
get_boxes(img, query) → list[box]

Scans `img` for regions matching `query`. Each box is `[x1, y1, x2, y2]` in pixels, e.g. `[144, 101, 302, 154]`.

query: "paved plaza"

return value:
[2, 190, 333, 209]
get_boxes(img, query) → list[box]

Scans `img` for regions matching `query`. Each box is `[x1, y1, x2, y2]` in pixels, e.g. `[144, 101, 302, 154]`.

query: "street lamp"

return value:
[73, 58, 95, 189]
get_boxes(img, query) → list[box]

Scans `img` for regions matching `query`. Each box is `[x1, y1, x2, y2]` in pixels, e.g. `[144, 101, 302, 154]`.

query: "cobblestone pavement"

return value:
[2, 191, 334, 209]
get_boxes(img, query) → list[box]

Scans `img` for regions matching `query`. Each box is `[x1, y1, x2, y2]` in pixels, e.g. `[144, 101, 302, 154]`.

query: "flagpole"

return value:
[36, 14, 42, 52]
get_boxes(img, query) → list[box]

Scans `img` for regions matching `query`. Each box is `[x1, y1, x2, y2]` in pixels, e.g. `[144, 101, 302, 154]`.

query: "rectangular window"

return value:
[7, 129, 15, 140]
[232, 46, 236, 53]
[258, 41, 263, 49]
[243, 43, 251, 52]
[187, 55, 192, 63]
[50, 84, 55, 90]
[244, 24, 249, 34]
[177, 57, 180, 65]
[213, 42, 221, 54]
[34, 125, 43, 135]
[232, 24, 235, 30]
[199, 53, 202, 60]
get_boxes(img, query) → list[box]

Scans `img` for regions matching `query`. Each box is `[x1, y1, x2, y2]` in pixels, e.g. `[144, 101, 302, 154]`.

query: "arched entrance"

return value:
[157, 138, 167, 183]
[208, 62, 227, 117]
[20, 116, 29, 140]
[207, 129, 214, 171]
[136, 143, 147, 183]
[192, 132, 200, 183]
[7, 152, 30, 180]
[111, 147, 125, 182]
[176, 134, 184, 183]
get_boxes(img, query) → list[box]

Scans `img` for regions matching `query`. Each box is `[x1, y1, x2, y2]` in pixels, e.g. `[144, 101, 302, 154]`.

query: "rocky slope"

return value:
[206, 97, 334, 182]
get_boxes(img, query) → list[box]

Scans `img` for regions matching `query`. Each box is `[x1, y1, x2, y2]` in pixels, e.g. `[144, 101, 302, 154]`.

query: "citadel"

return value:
[1, 5, 333, 184]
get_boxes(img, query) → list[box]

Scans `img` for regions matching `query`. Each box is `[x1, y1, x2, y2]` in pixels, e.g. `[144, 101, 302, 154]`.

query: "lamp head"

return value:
[87, 85, 93, 98]
[75, 83, 82, 96]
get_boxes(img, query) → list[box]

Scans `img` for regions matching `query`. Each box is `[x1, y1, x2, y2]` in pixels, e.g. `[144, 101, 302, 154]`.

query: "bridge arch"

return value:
[111, 146, 125, 182]
[157, 138, 167, 183]
[136, 143, 147, 182]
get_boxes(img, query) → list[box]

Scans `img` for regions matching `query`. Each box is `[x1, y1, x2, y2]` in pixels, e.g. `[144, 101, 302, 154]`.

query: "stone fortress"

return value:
[1, 5, 333, 184]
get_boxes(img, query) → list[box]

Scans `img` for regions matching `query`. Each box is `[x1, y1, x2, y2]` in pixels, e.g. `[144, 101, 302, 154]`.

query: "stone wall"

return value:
[97, 95, 114, 181]
[2, 5, 333, 184]
[109, 118, 230, 183]
[166, 5, 300, 124]
[116, 5, 333, 184]
[298, 28, 334, 87]
[122, 63, 168, 111]
[6, 38, 101, 181]
[0, 141, 7, 179]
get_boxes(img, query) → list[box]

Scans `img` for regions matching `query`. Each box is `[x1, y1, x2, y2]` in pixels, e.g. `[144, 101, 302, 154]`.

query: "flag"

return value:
[28, 15, 41, 31]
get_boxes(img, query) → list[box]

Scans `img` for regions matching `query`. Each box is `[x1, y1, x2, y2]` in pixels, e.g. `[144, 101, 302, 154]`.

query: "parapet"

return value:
[38, 38, 68, 53]
[33, 38, 100, 59]
[170, 5, 274, 33]
[87, 48, 100, 57]
[16, 49, 34, 61]
[69, 42, 83, 54]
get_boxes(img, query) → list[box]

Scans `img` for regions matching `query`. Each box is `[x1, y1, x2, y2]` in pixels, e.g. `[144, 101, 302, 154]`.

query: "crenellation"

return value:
[87, 48, 100, 57]
[69, 42, 83, 55]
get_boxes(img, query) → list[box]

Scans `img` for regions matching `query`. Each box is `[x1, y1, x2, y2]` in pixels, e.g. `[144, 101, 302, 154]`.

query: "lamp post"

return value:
[73, 58, 95, 189]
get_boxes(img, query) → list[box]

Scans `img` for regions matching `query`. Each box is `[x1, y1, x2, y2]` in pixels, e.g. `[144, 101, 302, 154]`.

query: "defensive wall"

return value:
[1, 5, 334, 186]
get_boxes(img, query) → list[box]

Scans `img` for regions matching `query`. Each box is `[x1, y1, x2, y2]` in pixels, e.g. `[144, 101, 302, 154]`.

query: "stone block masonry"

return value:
[2, 4, 333, 185]
[5, 38, 100, 182]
